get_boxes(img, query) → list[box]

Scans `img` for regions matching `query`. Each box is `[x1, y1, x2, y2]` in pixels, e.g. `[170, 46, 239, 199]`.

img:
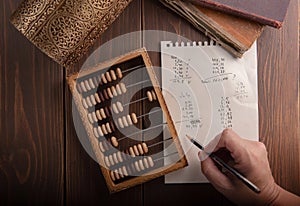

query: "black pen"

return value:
[186, 135, 261, 194]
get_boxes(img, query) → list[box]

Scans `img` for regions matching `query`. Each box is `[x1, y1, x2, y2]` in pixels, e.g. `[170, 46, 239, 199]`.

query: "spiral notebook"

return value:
[161, 41, 259, 183]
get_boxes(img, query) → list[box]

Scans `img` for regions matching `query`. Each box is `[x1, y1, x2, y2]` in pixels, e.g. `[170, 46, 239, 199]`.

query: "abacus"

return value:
[67, 48, 187, 193]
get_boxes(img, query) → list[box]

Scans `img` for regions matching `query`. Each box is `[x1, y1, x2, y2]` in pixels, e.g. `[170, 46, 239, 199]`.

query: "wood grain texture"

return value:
[257, 0, 300, 195]
[0, 1, 64, 205]
[1, 0, 299, 205]
[65, 0, 143, 205]
[142, 0, 228, 205]
[142, 0, 299, 205]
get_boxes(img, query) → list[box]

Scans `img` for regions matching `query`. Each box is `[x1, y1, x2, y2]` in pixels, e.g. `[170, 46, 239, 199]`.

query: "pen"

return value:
[186, 135, 261, 194]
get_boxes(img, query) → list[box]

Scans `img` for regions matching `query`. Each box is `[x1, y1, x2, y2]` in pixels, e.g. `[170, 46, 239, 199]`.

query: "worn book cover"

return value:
[188, 0, 291, 28]
[10, 0, 133, 68]
[160, 0, 263, 57]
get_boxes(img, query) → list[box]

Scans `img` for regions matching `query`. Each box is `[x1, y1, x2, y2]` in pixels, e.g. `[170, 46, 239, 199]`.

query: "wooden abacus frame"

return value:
[67, 48, 188, 193]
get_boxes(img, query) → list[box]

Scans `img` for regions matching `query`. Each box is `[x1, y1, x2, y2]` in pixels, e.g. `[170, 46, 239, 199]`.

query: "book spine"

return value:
[188, 0, 283, 28]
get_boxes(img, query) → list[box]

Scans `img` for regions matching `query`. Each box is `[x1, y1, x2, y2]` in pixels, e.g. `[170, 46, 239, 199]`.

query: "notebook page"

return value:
[161, 41, 258, 183]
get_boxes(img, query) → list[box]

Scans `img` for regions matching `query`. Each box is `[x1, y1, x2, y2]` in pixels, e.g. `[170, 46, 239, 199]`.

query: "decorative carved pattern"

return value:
[10, 0, 133, 68]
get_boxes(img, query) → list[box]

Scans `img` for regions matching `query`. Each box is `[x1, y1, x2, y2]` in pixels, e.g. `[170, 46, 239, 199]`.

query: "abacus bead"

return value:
[120, 83, 127, 93]
[99, 142, 105, 152]
[97, 126, 104, 136]
[118, 168, 124, 178]
[106, 122, 112, 133]
[104, 107, 110, 117]
[110, 171, 116, 181]
[110, 121, 115, 132]
[85, 80, 91, 90]
[151, 90, 157, 100]
[122, 116, 128, 127]
[110, 70, 117, 80]
[92, 76, 98, 86]
[143, 157, 149, 169]
[118, 118, 124, 128]
[105, 72, 112, 82]
[116, 84, 122, 95]
[91, 112, 98, 122]
[112, 103, 118, 114]
[90, 95, 97, 105]
[113, 153, 118, 164]
[76, 83, 82, 93]
[122, 166, 128, 176]
[111, 86, 118, 96]
[89, 78, 95, 89]
[139, 159, 145, 171]
[93, 128, 99, 138]
[101, 124, 108, 135]
[131, 113, 138, 124]
[117, 102, 123, 112]
[103, 89, 109, 100]
[111, 136, 118, 147]
[114, 170, 120, 180]
[133, 145, 139, 156]
[87, 113, 94, 124]
[148, 156, 154, 167]
[99, 92, 105, 102]
[80, 81, 87, 92]
[116, 67, 122, 78]
[128, 164, 134, 175]
[129, 147, 135, 157]
[97, 75, 102, 84]
[86, 96, 93, 107]
[82, 99, 89, 109]
[147, 91, 153, 102]
[142, 142, 148, 153]
[137, 144, 144, 155]
[135, 161, 141, 172]
[96, 110, 102, 120]
[127, 114, 133, 125]
[95, 93, 101, 103]
[105, 156, 110, 167]
[100, 108, 106, 119]
[103, 141, 110, 150]
[117, 151, 123, 162]
[109, 155, 114, 165]
[101, 73, 107, 84]
[107, 87, 113, 98]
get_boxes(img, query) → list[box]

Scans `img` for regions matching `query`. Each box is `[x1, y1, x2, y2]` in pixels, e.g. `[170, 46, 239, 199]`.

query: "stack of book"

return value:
[160, 0, 291, 57]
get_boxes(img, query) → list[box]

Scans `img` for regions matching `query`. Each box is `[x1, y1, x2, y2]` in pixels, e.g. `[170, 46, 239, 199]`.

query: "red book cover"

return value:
[188, 0, 291, 28]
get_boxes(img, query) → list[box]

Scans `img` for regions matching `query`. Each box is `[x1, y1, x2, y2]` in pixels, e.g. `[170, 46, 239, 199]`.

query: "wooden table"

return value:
[1, 0, 299, 205]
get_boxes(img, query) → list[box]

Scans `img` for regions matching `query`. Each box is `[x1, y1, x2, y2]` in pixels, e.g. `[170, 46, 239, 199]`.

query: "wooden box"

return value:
[67, 48, 188, 193]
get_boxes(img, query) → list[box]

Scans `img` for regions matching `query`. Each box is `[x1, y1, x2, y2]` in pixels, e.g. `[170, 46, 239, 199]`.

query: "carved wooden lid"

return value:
[10, 0, 133, 68]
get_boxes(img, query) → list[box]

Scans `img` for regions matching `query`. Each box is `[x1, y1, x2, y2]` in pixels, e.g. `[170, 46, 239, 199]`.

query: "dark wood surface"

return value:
[0, 0, 299, 205]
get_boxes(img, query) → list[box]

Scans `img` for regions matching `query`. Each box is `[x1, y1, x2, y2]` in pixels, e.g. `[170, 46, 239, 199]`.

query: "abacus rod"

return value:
[136, 108, 162, 119]
[121, 65, 145, 73]
[126, 79, 151, 89]
[118, 118, 201, 141]
[154, 151, 179, 162]
[123, 96, 148, 106]
[147, 137, 173, 148]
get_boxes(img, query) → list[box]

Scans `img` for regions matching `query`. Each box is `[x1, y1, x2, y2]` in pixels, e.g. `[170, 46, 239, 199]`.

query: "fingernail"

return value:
[198, 151, 209, 161]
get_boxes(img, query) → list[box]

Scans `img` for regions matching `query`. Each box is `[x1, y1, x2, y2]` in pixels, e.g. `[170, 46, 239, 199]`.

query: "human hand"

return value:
[199, 129, 280, 206]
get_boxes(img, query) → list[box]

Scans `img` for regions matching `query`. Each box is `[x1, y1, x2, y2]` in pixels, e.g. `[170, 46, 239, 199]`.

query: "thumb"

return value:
[199, 153, 233, 191]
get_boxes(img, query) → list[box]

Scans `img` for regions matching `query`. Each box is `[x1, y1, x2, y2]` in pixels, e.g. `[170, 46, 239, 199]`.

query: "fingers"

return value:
[206, 129, 246, 161]
[199, 151, 233, 191]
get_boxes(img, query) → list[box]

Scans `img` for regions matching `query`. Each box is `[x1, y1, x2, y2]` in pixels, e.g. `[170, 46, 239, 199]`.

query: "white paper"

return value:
[161, 41, 259, 183]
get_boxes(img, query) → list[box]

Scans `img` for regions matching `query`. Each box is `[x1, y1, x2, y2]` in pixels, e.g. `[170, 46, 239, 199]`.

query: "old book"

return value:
[188, 0, 291, 28]
[10, 0, 133, 68]
[160, 0, 263, 57]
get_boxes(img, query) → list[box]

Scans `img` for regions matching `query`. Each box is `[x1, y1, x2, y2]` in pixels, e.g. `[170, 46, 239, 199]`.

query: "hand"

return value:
[199, 129, 280, 205]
